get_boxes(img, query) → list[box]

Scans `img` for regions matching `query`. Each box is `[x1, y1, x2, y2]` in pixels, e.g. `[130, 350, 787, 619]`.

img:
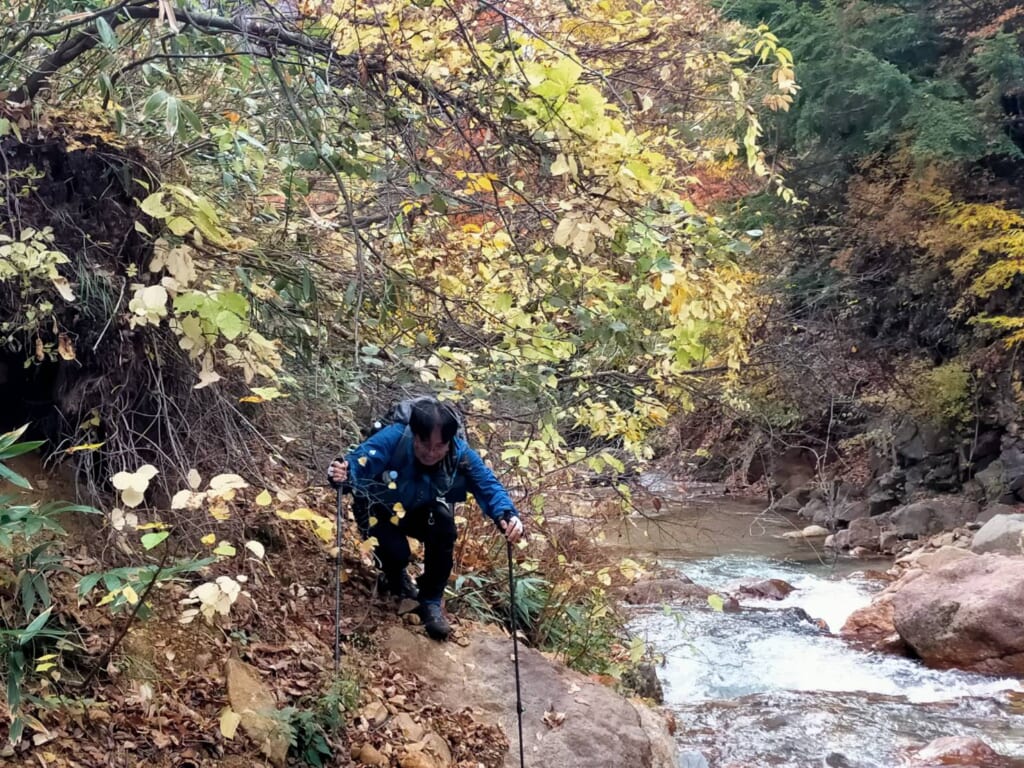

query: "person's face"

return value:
[413, 426, 449, 466]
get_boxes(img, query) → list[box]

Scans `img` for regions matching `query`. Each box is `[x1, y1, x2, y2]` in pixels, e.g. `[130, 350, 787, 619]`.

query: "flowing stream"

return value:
[601, 488, 1024, 768]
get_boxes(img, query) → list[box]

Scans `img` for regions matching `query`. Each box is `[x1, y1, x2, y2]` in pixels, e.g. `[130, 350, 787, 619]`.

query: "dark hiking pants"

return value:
[365, 500, 456, 603]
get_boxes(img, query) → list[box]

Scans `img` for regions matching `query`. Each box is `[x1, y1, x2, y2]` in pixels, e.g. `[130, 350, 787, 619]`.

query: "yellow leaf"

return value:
[65, 442, 104, 454]
[220, 707, 242, 739]
[123, 585, 139, 605]
[359, 536, 379, 554]
[209, 503, 231, 521]
[201, 533, 216, 545]
[255, 489, 272, 506]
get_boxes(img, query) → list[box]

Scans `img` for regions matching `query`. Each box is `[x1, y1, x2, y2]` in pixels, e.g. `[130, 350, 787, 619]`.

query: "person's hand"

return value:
[500, 514, 524, 544]
[329, 459, 348, 485]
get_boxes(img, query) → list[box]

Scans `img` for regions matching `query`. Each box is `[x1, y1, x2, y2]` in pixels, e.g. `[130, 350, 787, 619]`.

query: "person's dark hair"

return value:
[408, 398, 460, 443]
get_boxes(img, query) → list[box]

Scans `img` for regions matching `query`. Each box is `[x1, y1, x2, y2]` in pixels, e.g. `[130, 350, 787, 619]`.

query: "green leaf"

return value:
[19, 607, 53, 645]
[0, 461, 31, 489]
[707, 594, 725, 612]
[95, 16, 118, 49]
[0, 438, 44, 460]
[216, 291, 249, 316]
[215, 310, 245, 340]
[78, 572, 105, 596]
[165, 96, 180, 138]
[0, 424, 29, 453]
[141, 531, 170, 550]
[140, 192, 171, 219]
[143, 89, 169, 118]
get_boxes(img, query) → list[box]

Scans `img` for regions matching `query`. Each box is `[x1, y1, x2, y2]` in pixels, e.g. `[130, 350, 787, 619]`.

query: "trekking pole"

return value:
[334, 486, 344, 673]
[506, 538, 526, 768]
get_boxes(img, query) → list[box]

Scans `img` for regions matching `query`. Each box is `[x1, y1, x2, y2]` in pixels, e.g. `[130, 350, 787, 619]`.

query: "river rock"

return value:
[846, 516, 882, 550]
[884, 498, 979, 539]
[971, 513, 1024, 555]
[836, 500, 870, 525]
[839, 594, 906, 654]
[782, 525, 829, 539]
[622, 578, 712, 605]
[890, 553, 1024, 675]
[736, 579, 796, 600]
[771, 485, 813, 514]
[798, 497, 828, 523]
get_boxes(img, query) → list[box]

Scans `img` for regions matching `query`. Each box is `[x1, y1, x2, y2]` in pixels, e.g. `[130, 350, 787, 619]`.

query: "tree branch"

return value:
[11, 1, 369, 102]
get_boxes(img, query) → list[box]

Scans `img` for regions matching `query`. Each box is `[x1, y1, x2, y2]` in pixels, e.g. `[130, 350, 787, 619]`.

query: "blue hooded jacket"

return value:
[344, 423, 518, 523]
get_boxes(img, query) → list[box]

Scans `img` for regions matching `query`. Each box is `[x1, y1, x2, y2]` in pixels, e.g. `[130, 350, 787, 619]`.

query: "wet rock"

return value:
[622, 578, 712, 605]
[909, 735, 1011, 766]
[891, 553, 1024, 675]
[971, 513, 1024, 555]
[736, 578, 796, 600]
[224, 658, 289, 767]
[743, 606, 827, 635]
[840, 595, 906, 654]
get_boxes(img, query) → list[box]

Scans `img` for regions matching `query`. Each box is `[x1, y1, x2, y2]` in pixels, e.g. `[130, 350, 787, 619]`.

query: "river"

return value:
[601, 491, 1024, 768]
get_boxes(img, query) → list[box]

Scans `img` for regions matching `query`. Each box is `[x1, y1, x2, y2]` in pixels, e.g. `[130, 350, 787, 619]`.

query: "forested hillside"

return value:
[683, 0, 1024, 507]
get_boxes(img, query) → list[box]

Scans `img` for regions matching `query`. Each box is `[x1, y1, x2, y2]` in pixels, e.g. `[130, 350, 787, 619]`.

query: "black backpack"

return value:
[365, 396, 467, 441]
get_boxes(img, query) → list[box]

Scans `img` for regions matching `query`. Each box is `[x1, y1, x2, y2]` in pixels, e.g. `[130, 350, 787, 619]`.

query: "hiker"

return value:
[328, 397, 524, 640]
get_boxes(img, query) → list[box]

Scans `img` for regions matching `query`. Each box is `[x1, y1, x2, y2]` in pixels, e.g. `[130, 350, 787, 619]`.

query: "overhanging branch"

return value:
[11, 1, 373, 102]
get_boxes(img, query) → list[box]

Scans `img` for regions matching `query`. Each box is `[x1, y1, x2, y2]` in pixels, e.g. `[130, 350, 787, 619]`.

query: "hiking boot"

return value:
[378, 570, 419, 600]
[418, 602, 451, 641]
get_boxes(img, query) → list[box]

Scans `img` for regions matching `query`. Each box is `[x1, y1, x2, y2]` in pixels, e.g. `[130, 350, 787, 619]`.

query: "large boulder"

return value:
[385, 625, 677, 768]
[885, 498, 980, 539]
[971, 513, 1024, 555]
[890, 554, 1024, 675]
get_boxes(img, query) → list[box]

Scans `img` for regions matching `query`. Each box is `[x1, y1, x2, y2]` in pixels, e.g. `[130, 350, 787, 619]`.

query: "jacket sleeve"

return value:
[344, 423, 404, 497]
[461, 446, 519, 522]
